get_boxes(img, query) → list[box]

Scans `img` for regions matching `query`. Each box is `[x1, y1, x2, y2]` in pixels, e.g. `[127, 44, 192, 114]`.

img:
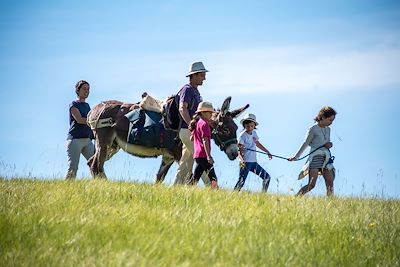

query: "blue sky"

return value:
[1, 0, 399, 198]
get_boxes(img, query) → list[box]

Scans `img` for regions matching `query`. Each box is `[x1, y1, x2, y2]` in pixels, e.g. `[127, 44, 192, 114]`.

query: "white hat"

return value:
[240, 113, 258, 126]
[186, 61, 209, 77]
[196, 101, 214, 113]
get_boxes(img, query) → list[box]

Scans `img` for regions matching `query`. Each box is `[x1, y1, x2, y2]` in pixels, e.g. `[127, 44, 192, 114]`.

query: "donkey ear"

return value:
[230, 104, 250, 118]
[220, 96, 232, 116]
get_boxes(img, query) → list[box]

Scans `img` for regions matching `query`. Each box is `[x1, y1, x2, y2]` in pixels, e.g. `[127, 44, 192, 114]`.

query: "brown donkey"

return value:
[87, 96, 249, 183]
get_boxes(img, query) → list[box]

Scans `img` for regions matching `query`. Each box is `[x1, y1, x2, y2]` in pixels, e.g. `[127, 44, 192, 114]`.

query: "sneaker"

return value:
[211, 180, 219, 189]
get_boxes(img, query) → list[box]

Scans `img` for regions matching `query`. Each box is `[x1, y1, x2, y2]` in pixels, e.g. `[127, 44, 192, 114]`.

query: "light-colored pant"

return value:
[66, 138, 95, 179]
[173, 128, 210, 185]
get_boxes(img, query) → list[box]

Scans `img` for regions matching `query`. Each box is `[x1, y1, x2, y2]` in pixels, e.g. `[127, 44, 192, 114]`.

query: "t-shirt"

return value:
[178, 84, 202, 128]
[193, 118, 212, 159]
[67, 101, 93, 140]
[238, 130, 259, 162]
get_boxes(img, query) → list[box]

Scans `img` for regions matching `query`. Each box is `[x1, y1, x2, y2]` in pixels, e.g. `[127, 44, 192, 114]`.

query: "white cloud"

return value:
[68, 45, 400, 99]
[202, 46, 400, 95]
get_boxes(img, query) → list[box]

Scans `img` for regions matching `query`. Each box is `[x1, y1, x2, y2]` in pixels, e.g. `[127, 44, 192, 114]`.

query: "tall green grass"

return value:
[1, 179, 399, 266]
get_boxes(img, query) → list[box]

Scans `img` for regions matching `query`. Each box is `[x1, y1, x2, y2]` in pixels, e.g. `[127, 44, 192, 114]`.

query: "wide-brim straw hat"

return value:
[196, 101, 214, 113]
[240, 113, 258, 126]
[186, 61, 209, 77]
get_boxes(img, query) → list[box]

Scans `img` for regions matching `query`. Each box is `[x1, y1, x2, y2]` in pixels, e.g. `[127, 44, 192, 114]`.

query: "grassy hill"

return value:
[1, 179, 399, 266]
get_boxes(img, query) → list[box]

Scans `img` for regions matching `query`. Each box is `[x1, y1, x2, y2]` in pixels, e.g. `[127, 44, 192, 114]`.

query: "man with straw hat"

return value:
[173, 61, 210, 186]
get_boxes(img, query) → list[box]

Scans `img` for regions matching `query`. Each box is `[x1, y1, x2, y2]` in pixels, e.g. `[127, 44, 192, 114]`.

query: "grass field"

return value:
[1, 179, 399, 266]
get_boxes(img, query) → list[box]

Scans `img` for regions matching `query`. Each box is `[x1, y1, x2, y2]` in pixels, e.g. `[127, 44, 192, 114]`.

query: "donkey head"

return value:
[211, 97, 249, 160]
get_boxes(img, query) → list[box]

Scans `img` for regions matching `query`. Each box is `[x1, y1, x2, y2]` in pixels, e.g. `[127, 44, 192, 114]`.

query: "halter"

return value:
[211, 129, 237, 151]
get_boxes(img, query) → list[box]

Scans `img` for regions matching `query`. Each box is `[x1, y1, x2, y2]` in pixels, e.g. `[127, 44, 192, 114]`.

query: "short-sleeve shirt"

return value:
[238, 130, 259, 162]
[67, 101, 93, 140]
[178, 84, 202, 128]
[193, 118, 212, 159]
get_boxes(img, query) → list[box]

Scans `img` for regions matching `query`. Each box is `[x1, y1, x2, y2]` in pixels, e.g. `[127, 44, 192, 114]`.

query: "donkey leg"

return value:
[95, 146, 109, 179]
[87, 154, 97, 177]
[87, 137, 101, 178]
[155, 156, 174, 184]
[88, 143, 108, 179]
[88, 129, 116, 179]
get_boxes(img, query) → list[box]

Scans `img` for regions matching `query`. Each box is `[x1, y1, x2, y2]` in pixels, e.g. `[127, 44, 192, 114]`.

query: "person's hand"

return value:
[324, 142, 333, 149]
[267, 152, 272, 160]
[239, 160, 246, 169]
[288, 157, 297, 161]
[238, 144, 244, 152]
[207, 157, 214, 165]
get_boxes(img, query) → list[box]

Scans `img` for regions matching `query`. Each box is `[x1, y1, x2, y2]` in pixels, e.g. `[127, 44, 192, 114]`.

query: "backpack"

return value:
[162, 87, 197, 131]
[161, 93, 181, 131]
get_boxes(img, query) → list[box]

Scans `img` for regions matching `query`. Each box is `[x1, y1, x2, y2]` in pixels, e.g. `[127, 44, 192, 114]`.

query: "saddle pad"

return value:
[125, 109, 176, 149]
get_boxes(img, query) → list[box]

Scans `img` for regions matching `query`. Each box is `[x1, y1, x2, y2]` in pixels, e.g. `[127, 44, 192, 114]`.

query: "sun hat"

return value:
[196, 101, 214, 113]
[240, 113, 258, 126]
[186, 61, 209, 77]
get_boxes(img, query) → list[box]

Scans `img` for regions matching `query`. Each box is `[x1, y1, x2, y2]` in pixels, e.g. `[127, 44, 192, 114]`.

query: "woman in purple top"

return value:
[187, 101, 218, 189]
[65, 80, 95, 180]
[173, 61, 210, 186]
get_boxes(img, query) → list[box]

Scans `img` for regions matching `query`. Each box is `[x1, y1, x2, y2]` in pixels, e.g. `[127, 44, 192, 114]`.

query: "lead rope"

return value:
[242, 144, 326, 161]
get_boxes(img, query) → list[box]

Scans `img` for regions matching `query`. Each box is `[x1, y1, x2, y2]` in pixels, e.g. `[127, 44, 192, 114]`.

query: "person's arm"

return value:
[203, 137, 214, 164]
[238, 143, 245, 162]
[70, 107, 87, 124]
[324, 128, 333, 148]
[179, 102, 192, 126]
[237, 133, 246, 163]
[255, 141, 272, 160]
[288, 128, 313, 161]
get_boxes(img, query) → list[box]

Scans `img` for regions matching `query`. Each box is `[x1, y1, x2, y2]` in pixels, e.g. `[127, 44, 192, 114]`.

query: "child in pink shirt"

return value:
[187, 101, 218, 189]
